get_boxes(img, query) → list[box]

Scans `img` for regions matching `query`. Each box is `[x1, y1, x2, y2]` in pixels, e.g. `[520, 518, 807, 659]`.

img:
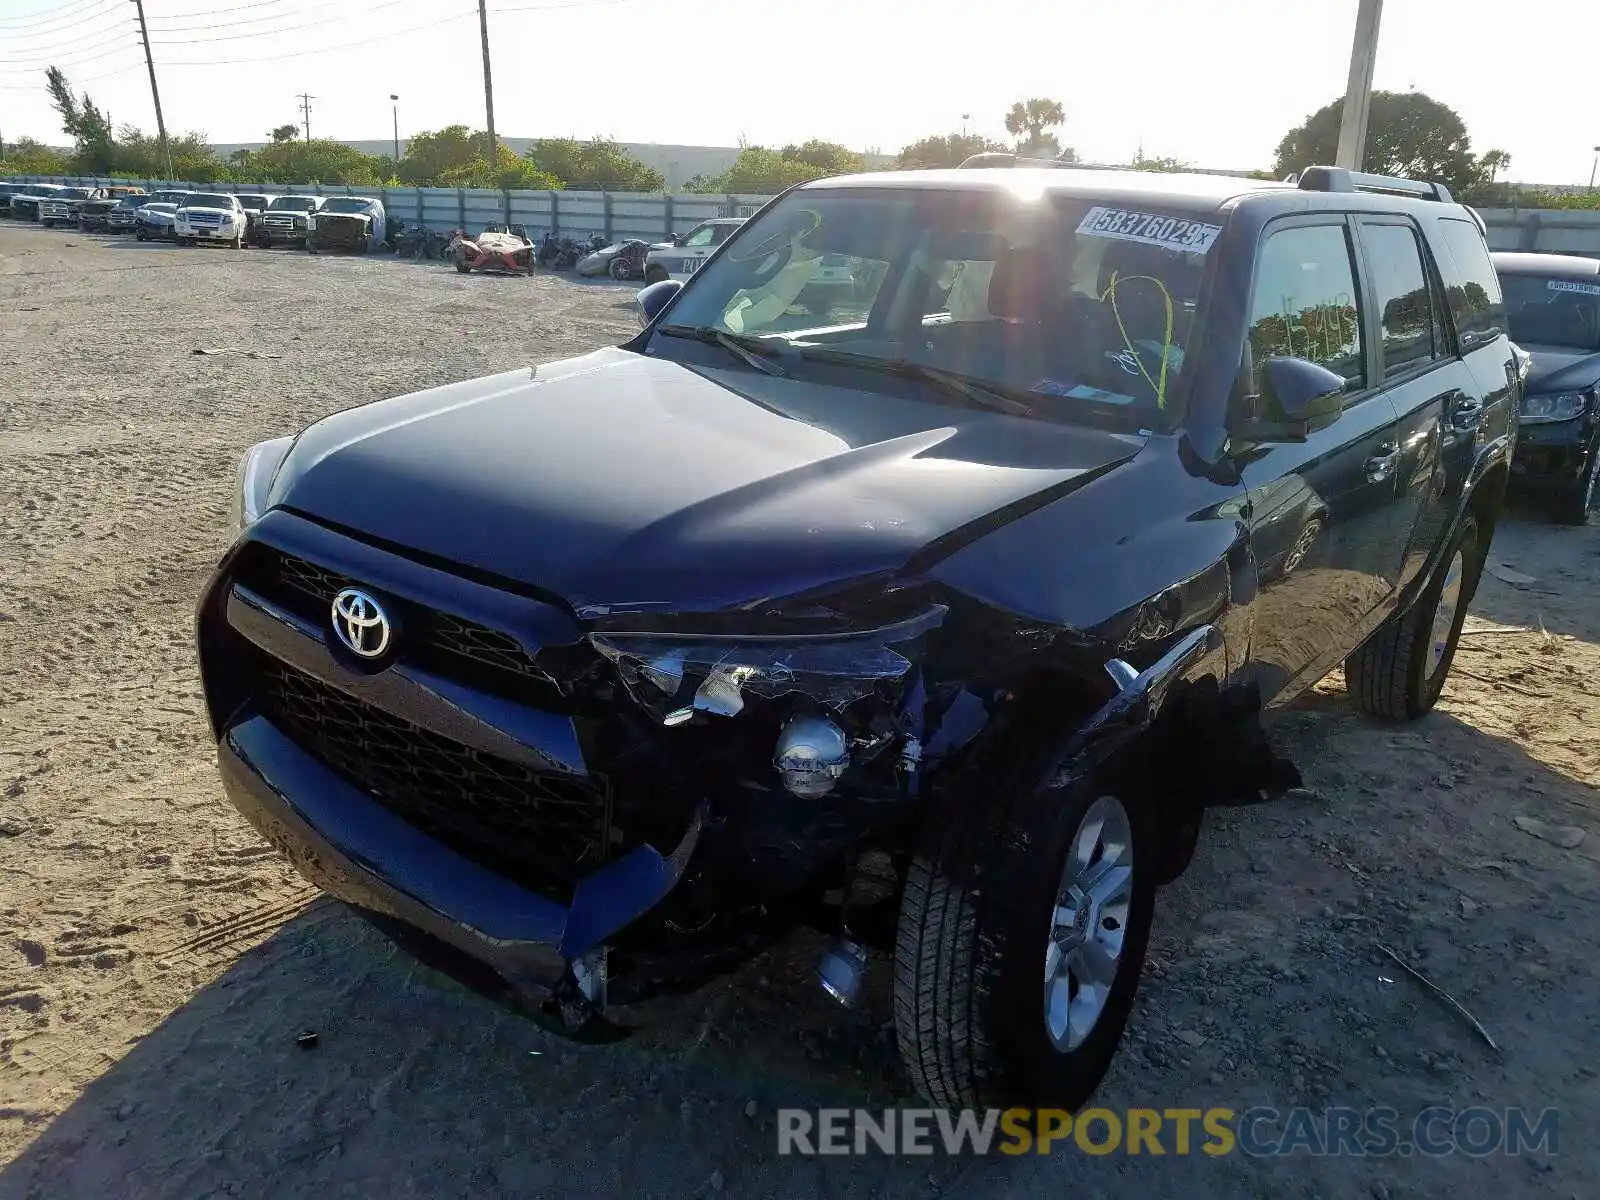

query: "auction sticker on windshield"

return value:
[1548, 279, 1600, 296]
[1078, 207, 1222, 255]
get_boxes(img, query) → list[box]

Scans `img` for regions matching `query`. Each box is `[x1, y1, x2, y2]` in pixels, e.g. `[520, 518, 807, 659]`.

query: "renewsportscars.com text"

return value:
[776, 1107, 1559, 1158]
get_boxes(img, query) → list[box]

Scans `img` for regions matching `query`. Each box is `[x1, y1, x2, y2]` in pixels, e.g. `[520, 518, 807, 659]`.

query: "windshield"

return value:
[321, 198, 374, 214]
[144, 204, 177, 213]
[235, 195, 268, 210]
[60, 188, 91, 200]
[653, 187, 1221, 424]
[1502, 273, 1600, 353]
[185, 194, 235, 209]
[269, 197, 318, 212]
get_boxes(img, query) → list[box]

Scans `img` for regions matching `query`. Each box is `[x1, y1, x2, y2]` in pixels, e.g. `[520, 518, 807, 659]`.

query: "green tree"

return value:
[1004, 97, 1065, 158]
[0, 137, 70, 175]
[112, 127, 225, 181]
[247, 137, 386, 185]
[778, 139, 863, 176]
[395, 124, 481, 184]
[1272, 91, 1502, 195]
[894, 133, 1008, 169]
[1131, 153, 1191, 173]
[270, 124, 300, 144]
[46, 66, 115, 172]
[523, 138, 662, 191]
[690, 146, 830, 194]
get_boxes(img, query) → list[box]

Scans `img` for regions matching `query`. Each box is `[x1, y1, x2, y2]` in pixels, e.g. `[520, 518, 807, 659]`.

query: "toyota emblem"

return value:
[331, 587, 392, 659]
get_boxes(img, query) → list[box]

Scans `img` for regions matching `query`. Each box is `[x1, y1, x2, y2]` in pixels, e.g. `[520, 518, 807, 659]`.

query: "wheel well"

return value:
[1469, 461, 1509, 546]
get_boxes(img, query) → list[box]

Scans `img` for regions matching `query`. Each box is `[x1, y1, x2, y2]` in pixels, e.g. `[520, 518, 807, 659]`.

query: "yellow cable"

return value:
[1098, 270, 1175, 409]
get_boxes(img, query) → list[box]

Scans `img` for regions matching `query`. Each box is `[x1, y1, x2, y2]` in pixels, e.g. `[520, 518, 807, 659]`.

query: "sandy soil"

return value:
[1, 223, 1596, 1198]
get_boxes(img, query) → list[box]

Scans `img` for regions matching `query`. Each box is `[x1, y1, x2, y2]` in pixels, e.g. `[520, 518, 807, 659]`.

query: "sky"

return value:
[0, 0, 1595, 185]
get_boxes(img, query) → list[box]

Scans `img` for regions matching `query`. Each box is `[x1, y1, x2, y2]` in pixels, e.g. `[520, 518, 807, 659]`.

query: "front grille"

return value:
[241, 547, 575, 706]
[259, 660, 610, 897]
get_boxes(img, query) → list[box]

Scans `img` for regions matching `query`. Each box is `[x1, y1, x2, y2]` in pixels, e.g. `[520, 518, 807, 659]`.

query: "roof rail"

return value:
[956, 153, 1074, 170]
[1294, 164, 1455, 204]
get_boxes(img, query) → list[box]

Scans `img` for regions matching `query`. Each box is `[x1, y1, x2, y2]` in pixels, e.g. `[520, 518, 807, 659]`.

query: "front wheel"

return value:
[643, 264, 668, 285]
[1346, 512, 1481, 719]
[1550, 449, 1597, 526]
[894, 742, 1156, 1109]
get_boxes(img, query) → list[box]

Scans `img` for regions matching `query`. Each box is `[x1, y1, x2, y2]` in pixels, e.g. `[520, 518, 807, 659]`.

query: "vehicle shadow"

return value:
[3, 690, 1592, 1197]
[1469, 506, 1600, 644]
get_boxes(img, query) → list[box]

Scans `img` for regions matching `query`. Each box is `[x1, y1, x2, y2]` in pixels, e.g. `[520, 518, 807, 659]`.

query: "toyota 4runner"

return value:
[199, 163, 1516, 1108]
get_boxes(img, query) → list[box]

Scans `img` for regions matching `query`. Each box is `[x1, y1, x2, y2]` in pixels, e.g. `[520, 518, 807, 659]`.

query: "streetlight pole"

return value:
[391, 94, 401, 162]
[1589, 145, 1600, 193]
[1335, 0, 1384, 170]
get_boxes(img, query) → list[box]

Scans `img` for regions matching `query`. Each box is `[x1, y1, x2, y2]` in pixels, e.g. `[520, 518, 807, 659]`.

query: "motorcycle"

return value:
[575, 238, 652, 281]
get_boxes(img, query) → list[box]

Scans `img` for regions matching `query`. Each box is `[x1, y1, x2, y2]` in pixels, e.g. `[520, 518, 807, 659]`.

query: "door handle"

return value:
[1365, 442, 1400, 483]
[1450, 396, 1484, 434]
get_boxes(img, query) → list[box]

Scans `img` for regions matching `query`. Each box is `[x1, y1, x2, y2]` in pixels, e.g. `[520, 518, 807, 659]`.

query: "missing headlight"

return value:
[589, 605, 946, 724]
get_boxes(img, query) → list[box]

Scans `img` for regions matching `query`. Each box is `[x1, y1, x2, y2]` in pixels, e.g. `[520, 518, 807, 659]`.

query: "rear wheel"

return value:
[894, 731, 1156, 1108]
[454, 249, 471, 274]
[1346, 513, 1481, 720]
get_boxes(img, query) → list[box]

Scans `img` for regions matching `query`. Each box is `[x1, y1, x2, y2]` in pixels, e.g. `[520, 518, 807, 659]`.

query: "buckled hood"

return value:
[266, 348, 1144, 612]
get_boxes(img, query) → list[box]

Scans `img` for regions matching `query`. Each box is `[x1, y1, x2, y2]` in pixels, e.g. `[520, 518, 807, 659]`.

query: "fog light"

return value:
[774, 713, 849, 798]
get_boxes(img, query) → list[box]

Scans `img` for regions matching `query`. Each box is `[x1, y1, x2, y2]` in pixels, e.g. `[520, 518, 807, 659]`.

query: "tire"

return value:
[893, 729, 1156, 1109]
[1345, 512, 1481, 720]
[135, 228, 146, 242]
[644, 264, 668, 285]
[41, 219, 54, 229]
[608, 256, 632, 281]
[1550, 448, 1597, 526]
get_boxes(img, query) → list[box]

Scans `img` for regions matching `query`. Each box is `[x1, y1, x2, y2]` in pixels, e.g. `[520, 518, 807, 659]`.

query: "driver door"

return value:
[675, 222, 720, 278]
[1234, 217, 1411, 709]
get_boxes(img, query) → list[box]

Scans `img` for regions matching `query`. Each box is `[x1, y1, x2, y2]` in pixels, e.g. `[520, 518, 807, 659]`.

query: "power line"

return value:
[0, 0, 118, 32]
[0, 11, 129, 51]
[0, 26, 139, 69]
[158, 9, 475, 67]
[145, 0, 298, 23]
[147, 3, 320, 35]
[150, 0, 410, 44]
[0, 60, 142, 89]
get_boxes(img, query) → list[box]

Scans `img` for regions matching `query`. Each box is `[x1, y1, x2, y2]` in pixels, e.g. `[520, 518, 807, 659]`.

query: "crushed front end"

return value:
[309, 214, 372, 253]
[197, 511, 974, 1031]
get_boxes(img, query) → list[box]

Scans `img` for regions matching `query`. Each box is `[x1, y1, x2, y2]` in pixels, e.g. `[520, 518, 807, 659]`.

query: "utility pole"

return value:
[477, 0, 497, 166]
[390, 94, 401, 162]
[1335, 0, 1383, 171]
[297, 93, 315, 143]
[131, 0, 173, 181]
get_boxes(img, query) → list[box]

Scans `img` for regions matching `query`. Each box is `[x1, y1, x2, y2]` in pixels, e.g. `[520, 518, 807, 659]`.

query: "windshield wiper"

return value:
[791, 347, 1033, 416]
[657, 324, 790, 377]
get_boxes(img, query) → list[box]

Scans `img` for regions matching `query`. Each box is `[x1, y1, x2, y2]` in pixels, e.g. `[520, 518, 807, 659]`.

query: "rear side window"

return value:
[1434, 218, 1505, 349]
[1247, 223, 1365, 390]
[1359, 221, 1441, 377]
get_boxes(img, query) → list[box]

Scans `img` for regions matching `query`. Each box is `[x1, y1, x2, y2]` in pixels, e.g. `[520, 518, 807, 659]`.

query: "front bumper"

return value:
[198, 512, 709, 1013]
[176, 220, 239, 241]
[216, 709, 699, 1006]
[1510, 416, 1597, 490]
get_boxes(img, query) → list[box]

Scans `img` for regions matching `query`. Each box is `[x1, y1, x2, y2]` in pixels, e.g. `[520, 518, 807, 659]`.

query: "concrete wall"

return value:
[1480, 207, 1600, 257]
[10, 174, 1600, 257]
[1, 176, 773, 240]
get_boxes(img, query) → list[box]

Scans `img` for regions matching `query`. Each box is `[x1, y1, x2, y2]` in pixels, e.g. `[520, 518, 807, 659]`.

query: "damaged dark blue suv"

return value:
[198, 164, 1516, 1109]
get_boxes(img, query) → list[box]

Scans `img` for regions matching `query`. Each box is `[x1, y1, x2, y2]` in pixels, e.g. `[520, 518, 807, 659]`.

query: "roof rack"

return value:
[1293, 164, 1454, 204]
[956, 153, 1074, 170]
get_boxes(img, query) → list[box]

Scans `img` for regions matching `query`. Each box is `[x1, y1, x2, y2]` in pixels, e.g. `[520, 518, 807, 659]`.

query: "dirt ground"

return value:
[1, 223, 1595, 1199]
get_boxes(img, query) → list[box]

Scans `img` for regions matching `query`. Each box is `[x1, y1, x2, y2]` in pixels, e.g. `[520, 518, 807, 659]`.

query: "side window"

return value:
[1360, 221, 1439, 378]
[682, 224, 717, 248]
[1433, 218, 1506, 348]
[710, 224, 735, 245]
[1246, 223, 1364, 390]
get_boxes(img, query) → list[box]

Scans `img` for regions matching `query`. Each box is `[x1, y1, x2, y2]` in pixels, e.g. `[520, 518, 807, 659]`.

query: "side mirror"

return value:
[672, 233, 686, 247]
[636, 279, 683, 328]
[1235, 357, 1348, 442]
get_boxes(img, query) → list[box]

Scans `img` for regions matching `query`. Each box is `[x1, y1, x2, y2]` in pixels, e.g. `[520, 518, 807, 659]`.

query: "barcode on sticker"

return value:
[1077, 207, 1222, 255]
